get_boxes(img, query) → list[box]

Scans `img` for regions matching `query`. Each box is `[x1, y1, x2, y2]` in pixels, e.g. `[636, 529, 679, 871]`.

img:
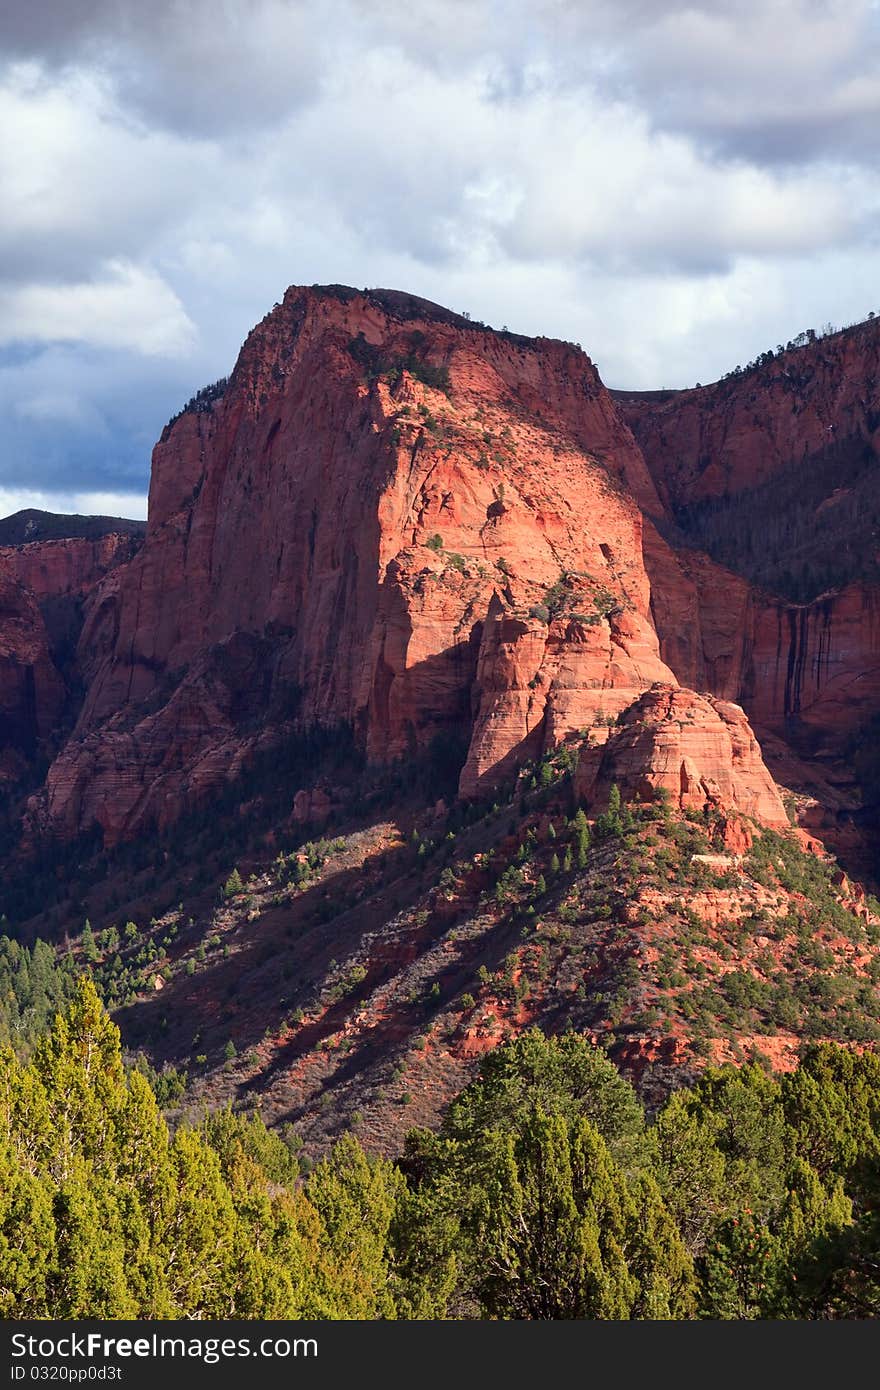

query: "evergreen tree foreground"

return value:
[2, 988, 879, 1319]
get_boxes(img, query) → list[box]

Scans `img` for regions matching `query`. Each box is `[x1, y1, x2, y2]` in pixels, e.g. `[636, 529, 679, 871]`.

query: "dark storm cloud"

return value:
[0, 340, 214, 507]
[0, 0, 112, 52]
[0, 0, 328, 135]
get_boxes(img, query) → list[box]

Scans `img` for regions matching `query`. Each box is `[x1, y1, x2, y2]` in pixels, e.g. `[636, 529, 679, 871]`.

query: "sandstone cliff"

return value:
[17, 292, 880, 858]
[36, 286, 676, 844]
[643, 526, 880, 749]
[0, 533, 142, 782]
[618, 315, 880, 509]
[623, 320, 880, 838]
[5, 295, 880, 1137]
[0, 532, 141, 604]
[0, 570, 64, 773]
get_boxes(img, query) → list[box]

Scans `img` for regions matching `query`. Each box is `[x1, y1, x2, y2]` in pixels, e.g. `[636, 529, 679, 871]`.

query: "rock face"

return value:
[35, 285, 676, 844]
[617, 315, 880, 509]
[0, 533, 141, 604]
[37, 632, 276, 843]
[0, 535, 142, 781]
[16, 289, 880, 855]
[620, 319, 880, 758]
[643, 528, 880, 749]
[0, 571, 64, 770]
[461, 594, 674, 795]
[575, 684, 789, 826]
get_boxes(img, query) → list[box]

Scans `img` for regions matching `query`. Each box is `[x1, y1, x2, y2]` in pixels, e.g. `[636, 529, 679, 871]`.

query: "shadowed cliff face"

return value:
[624, 321, 880, 788]
[643, 529, 880, 746]
[619, 317, 880, 606]
[617, 321, 880, 865]
[0, 533, 142, 786]
[32, 285, 680, 845]
[0, 571, 62, 770]
[618, 316, 880, 513]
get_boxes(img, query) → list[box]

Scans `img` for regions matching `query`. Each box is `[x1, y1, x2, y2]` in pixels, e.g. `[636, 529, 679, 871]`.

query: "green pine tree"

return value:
[0, 1135, 56, 1317]
[223, 868, 244, 898]
[471, 1110, 660, 1318]
[572, 808, 591, 867]
[306, 1134, 403, 1318]
[80, 921, 99, 964]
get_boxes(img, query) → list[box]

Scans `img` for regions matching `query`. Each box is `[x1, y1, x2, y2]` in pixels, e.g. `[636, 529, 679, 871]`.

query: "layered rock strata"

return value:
[575, 683, 789, 827]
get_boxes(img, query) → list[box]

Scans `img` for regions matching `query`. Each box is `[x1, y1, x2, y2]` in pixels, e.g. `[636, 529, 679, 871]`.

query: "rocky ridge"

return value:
[8, 289, 879, 875]
[617, 315, 880, 509]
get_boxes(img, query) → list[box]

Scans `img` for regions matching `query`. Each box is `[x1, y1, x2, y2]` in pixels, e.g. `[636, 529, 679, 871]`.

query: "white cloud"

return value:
[244, 52, 865, 278]
[550, 0, 880, 163]
[0, 64, 221, 280]
[72, 491, 147, 520]
[0, 261, 197, 357]
[0, 486, 60, 517]
[0, 0, 879, 504]
[480, 95, 860, 269]
[0, 485, 146, 522]
[0, 0, 340, 135]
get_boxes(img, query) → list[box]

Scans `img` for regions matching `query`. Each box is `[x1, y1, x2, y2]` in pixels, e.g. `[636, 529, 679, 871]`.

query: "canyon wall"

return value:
[0, 533, 142, 784]
[644, 527, 880, 749]
[618, 316, 880, 508]
[34, 287, 676, 843]
[12, 291, 880, 850]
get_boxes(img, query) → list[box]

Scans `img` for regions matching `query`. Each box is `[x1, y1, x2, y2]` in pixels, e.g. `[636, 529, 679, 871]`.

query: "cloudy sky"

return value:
[2, 0, 879, 520]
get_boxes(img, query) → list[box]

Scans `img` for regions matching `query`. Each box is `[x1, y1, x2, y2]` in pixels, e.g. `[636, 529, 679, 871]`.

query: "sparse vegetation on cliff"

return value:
[674, 432, 880, 601]
[348, 332, 451, 394]
[5, 280, 880, 1325]
[717, 310, 877, 384]
[163, 377, 229, 433]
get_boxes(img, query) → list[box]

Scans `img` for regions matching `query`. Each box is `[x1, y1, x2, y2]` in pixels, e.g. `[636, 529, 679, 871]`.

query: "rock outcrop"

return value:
[461, 594, 674, 795]
[15, 289, 880, 856]
[575, 683, 790, 826]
